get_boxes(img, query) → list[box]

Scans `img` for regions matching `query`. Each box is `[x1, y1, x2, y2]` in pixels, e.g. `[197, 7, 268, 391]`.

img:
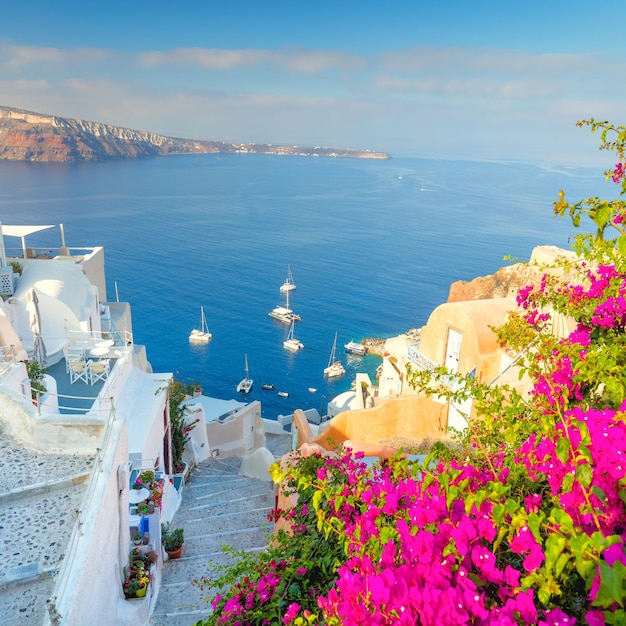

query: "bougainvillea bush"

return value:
[194, 120, 626, 625]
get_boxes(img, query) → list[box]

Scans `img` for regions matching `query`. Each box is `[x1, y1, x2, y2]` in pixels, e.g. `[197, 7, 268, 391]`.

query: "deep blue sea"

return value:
[0, 154, 608, 419]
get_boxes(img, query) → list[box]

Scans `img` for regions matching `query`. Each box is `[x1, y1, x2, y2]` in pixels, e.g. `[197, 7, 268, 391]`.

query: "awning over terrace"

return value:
[0, 224, 57, 263]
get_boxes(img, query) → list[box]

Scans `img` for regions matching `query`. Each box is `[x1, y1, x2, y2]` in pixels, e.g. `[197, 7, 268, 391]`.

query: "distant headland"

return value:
[0, 106, 391, 163]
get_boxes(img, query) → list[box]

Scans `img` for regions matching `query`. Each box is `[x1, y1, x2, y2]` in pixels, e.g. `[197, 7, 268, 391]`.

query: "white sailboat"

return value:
[279, 265, 296, 293]
[283, 319, 304, 352]
[324, 332, 345, 378]
[189, 306, 212, 343]
[236, 354, 253, 393]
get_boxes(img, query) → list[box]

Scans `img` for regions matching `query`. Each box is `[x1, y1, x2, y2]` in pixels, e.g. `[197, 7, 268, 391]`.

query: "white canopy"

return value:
[0, 224, 56, 260]
[1, 225, 56, 238]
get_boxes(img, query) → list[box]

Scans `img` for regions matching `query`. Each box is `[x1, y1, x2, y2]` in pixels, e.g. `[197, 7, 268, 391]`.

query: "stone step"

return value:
[182, 504, 273, 534]
[184, 476, 272, 499]
[174, 489, 274, 524]
[150, 455, 278, 625]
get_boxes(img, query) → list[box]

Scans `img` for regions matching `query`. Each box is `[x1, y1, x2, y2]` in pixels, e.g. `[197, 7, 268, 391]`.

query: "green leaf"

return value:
[505, 498, 519, 516]
[595, 202, 612, 229]
[592, 561, 626, 608]
[492, 503, 506, 524]
[575, 445, 593, 465]
[549, 509, 575, 534]
[576, 463, 593, 489]
[544, 534, 567, 575]
[312, 489, 323, 512]
[380, 526, 396, 545]
[591, 485, 607, 503]
[561, 473, 575, 493]
[554, 552, 570, 579]
[527, 513, 543, 541]
[556, 437, 570, 463]
[618, 235, 626, 256]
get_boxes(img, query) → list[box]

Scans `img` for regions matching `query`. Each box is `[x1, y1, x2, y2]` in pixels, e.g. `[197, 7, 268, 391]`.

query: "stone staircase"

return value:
[150, 434, 290, 626]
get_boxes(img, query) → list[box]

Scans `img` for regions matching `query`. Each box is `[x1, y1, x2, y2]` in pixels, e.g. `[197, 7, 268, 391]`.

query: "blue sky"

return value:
[1, 1, 624, 165]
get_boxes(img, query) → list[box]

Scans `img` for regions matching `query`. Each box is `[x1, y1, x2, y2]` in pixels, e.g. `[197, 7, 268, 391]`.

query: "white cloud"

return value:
[378, 46, 602, 76]
[0, 45, 111, 70]
[138, 46, 366, 74]
[373, 74, 565, 100]
[138, 48, 272, 70]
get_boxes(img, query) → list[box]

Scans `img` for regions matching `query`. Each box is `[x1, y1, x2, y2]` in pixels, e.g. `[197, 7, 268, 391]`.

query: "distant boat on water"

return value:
[324, 332, 345, 378]
[344, 340, 366, 355]
[283, 319, 303, 352]
[236, 354, 253, 393]
[189, 306, 212, 343]
[261, 383, 274, 390]
[269, 289, 301, 324]
[279, 265, 296, 293]
[277, 390, 289, 398]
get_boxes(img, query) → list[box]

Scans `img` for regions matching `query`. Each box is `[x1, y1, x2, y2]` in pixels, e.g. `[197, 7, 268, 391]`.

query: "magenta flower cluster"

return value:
[204, 260, 626, 626]
[280, 262, 626, 625]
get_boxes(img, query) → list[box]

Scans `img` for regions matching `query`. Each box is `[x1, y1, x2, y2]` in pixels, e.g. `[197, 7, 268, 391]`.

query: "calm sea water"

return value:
[0, 154, 606, 419]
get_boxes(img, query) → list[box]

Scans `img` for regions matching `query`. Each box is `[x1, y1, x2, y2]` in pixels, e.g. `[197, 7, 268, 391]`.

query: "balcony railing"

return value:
[407, 341, 438, 372]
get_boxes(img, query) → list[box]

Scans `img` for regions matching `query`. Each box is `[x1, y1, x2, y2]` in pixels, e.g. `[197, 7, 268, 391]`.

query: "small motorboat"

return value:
[261, 384, 274, 390]
[308, 387, 317, 393]
[277, 391, 289, 398]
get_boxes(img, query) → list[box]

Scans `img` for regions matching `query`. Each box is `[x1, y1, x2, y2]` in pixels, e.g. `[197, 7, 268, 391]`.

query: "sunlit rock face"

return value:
[447, 245, 578, 302]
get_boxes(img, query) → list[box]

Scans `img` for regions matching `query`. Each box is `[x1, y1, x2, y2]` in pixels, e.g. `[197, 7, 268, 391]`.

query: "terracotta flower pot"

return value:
[166, 545, 183, 559]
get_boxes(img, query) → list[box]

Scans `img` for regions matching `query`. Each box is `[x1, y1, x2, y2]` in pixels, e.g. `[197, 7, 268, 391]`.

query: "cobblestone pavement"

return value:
[0, 425, 95, 626]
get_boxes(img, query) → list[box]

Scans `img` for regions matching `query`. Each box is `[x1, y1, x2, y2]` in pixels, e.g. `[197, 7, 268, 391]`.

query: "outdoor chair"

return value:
[87, 359, 110, 385]
[68, 360, 89, 384]
[63, 343, 85, 371]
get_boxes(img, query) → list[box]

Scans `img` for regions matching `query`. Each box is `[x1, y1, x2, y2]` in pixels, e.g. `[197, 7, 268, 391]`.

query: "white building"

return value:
[0, 224, 268, 625]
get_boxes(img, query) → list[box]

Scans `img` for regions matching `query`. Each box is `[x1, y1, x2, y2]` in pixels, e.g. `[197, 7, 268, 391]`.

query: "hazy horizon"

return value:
[1, 1, 624, 168]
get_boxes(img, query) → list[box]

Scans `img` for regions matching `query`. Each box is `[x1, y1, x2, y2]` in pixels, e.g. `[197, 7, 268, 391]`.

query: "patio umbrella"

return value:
[26, 288, 47, 364]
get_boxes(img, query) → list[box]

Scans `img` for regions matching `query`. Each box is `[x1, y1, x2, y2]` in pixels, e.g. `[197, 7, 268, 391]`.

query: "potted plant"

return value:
[143, 549, 158, 566]
[129, 548, 145, 573]
[123, 575, 142, 599]
[168, 380, 190, 473]
[138, 469, 155, 485]
[123, 571, 150, 599]
[132, 531, 143, 546]
[23, 360, 48, 403]
[161, 522, 184, 559]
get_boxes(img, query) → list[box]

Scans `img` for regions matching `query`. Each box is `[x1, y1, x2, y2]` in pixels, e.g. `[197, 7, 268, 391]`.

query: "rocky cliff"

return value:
[0, 106, 390, 163]
[447, 245, 578, 302]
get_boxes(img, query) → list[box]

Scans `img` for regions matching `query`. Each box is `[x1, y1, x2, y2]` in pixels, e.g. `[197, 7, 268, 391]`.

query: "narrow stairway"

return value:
[150, 437, 290, 626]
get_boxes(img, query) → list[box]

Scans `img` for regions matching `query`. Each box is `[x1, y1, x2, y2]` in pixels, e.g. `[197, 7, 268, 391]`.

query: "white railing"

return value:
[407, 341, 438, 372]
[27, 344, 133, 417]
[65, 327, 133, 348]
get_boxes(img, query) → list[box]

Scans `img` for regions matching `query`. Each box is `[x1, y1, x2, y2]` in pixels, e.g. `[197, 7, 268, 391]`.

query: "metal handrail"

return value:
[407, 341, 438, 371]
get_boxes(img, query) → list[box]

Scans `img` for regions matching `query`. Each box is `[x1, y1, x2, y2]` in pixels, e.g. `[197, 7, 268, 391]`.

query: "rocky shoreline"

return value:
[362, 328, 422, 356]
